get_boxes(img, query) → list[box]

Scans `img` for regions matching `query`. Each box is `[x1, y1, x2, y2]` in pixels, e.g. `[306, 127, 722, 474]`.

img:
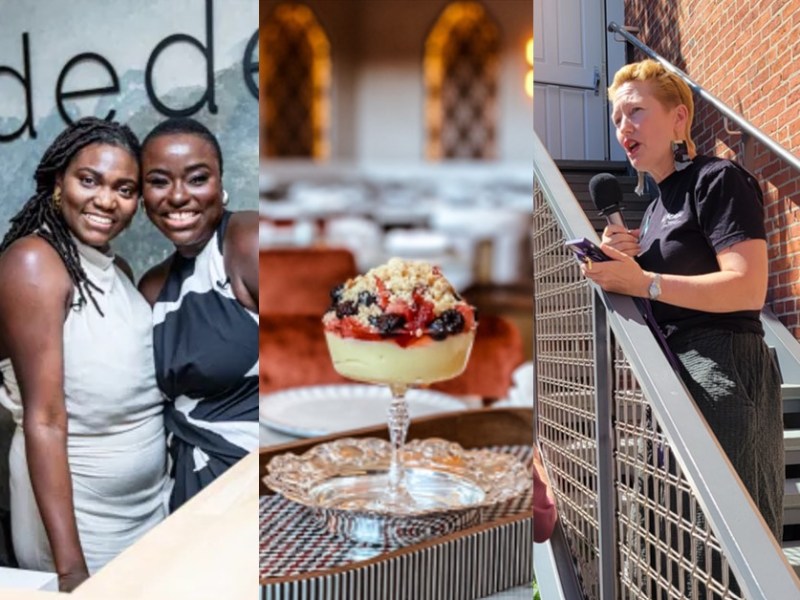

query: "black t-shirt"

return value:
[636, 155, 766, 337]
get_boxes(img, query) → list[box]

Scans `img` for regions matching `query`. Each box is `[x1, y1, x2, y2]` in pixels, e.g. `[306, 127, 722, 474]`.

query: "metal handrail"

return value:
[608, 21, 800, 174]
[533, 130, 800, 599]
[534, 518, 584, 600]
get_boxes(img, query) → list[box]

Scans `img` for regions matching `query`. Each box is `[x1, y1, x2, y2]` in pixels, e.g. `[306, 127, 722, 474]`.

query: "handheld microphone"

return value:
[589, 173, 626, 228]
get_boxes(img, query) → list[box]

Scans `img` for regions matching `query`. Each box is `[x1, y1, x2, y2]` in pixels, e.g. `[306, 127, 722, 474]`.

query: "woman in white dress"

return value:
[0, 118, 169, 592]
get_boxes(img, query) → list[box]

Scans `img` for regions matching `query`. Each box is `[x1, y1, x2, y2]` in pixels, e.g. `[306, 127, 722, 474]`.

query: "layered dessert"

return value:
[323, 258, 477, 385]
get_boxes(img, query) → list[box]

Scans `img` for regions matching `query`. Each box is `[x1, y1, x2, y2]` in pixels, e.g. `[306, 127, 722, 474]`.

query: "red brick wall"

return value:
[624, 0, 800, 338]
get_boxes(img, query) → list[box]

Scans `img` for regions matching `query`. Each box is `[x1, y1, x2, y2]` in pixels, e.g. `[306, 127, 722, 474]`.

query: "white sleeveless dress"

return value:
[0, 238, 169, 573]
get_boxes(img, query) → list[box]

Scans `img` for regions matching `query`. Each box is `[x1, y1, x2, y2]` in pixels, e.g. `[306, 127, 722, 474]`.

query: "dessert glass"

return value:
[322, 259, 476, 512]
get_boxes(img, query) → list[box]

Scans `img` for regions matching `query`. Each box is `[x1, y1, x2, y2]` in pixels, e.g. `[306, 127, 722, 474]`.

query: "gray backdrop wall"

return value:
[0, 0, 258, 279]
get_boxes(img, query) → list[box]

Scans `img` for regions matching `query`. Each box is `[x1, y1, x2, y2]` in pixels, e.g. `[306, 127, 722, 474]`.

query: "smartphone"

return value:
[564, 237, 611, 264]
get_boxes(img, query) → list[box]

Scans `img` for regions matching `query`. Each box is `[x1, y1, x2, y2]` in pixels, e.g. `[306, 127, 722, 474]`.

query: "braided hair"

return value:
[0, 117, 141, 316]
[142, 117, 223, 175]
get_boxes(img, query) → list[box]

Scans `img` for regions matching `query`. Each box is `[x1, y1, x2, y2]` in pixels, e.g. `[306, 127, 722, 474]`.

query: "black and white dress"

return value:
[152, 211, 259, 510]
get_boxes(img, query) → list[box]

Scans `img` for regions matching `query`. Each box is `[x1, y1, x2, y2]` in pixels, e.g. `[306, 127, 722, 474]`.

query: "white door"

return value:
[534, 0, 607, 160]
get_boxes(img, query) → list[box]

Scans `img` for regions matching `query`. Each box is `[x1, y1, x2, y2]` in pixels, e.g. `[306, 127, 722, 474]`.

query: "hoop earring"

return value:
[52, 187, 62, 209]
[222, 190, 229, 206]
[672, 140, 692, 172]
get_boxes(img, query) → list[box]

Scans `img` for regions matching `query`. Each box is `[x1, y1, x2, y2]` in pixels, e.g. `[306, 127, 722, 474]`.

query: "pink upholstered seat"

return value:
[259, 248, 357, 317]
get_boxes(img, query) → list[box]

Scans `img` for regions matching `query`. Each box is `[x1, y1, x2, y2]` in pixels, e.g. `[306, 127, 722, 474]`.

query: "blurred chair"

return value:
[260, 314, 348, 394]
[259, 313, 524, 400]
[260, 248, 358, 316]
[431, 314, 524, 400]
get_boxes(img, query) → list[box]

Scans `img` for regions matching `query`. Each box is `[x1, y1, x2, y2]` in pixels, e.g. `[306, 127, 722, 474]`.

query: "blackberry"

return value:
[329, 284, 344, 304]
[358, 291, 377, 307]
[428, 309, 465, 340]
[369, 314, 406, 335]
[335, 301, 358, 319]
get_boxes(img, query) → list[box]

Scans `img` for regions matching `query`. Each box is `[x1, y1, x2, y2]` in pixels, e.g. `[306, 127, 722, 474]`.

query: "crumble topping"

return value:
[323, 258, 476, 340]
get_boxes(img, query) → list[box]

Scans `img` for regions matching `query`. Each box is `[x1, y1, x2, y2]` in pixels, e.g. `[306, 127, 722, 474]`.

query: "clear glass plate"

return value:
[264, 437, 531, 545]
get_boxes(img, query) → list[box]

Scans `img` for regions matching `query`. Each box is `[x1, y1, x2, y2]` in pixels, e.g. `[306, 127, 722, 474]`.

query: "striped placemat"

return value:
[260, 445, 532, 580]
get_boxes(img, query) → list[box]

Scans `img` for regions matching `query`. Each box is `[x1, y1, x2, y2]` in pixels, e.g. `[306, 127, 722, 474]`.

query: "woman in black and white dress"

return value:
[138, 117, 259, 511]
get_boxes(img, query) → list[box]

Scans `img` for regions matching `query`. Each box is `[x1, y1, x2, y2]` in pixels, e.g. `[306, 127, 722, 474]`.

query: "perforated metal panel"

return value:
[533, 180, 601, 599]
[612, 350, 744, 600]
[534, 178, 745, 599]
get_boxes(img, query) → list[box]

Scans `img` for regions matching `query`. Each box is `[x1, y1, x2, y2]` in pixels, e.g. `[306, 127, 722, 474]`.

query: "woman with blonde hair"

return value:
[583, 58, 783, 541]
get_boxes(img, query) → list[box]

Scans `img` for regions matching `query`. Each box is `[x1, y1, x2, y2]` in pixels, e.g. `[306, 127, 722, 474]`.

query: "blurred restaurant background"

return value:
[259, 0, 534, 401]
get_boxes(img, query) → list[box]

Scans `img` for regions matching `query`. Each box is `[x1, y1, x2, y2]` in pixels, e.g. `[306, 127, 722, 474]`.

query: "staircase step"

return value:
[786, 430, 800, 465]
[782, 540, 800, 577]
[785, 384, 800, 414]
[556, 161, 652, 233]
[554, 159, 630, 173]
[560, 172, 639, 185]
[784, 479, 800, 525]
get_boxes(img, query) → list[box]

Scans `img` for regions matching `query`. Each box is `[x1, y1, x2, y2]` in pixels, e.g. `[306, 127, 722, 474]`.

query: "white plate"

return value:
[259, 384, 466, 438]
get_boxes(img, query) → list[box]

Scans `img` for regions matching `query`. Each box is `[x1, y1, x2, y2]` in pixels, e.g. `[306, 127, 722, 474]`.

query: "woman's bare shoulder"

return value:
[0, 235, 72, 293]
[138, 255, 174, 306]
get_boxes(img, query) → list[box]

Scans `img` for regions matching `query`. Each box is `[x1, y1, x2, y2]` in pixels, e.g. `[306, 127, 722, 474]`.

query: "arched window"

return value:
[261, 3, 330, 159]
[424, 1, 500, 160]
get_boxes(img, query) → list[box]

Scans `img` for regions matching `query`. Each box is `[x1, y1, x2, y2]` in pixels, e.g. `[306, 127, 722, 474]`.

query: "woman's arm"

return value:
[533, 444, 557, 543]
[223, 211, 258, 312]
[0, 238, 88, 591]
[583, 238, 768, 313]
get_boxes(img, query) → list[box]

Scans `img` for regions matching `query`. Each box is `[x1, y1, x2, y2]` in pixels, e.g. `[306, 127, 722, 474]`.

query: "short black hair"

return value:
[141, 117, 223, 176]
[0, 116, 141, 316]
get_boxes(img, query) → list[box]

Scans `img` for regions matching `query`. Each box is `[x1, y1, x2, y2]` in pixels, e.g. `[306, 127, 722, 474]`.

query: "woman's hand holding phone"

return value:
[566, 238, 651, 298]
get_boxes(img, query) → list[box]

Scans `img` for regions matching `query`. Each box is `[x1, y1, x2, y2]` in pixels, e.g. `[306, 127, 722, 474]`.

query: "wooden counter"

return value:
[0, 452, 259, 600]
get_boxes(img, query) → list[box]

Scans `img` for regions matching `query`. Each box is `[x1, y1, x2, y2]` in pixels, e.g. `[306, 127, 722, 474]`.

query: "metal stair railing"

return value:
[533, 130, 800, 599]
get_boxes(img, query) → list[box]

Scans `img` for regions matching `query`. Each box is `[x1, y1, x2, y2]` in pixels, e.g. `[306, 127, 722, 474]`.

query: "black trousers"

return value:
[634, 327, 783, 599]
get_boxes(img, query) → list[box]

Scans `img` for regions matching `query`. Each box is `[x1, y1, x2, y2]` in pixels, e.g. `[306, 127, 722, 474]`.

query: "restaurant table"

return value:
[0, 452, 259, 600]
[75, 452, 258, 599]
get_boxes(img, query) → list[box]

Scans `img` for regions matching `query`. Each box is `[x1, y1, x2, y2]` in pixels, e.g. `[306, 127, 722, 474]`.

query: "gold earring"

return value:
[53, 187, 62, 209]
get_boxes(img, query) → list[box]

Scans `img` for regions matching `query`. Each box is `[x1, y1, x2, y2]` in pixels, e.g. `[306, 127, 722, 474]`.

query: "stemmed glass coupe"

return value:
[325, 331, 475, 509]
[322, 259, 476, 511]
